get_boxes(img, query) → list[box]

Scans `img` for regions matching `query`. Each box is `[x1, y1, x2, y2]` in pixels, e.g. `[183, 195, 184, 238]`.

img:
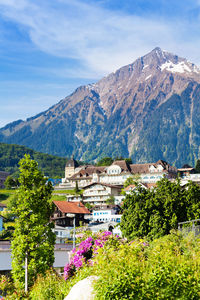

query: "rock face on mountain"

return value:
[1, 47, 200, 166]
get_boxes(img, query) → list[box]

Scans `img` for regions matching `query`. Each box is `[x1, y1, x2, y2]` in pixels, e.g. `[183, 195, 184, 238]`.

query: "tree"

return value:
[195, 159, 200, 173]
[120, 178, 199, 240]
[123, 174, 141, 188]
[11, 155, 55, 290]
[185, 181, 200, 220]
[97, 157, 113, 166]
[106, 195, 115, 205]
[74, 181, 80, 194]
[120, 183, 153, 239]
[4, 175, 17, 189]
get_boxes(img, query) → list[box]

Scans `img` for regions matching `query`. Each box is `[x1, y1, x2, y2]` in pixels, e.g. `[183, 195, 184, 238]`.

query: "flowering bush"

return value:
[64, 231, 114, 280]
[0, 275, 14, 298]
[93, 232, 200, 299]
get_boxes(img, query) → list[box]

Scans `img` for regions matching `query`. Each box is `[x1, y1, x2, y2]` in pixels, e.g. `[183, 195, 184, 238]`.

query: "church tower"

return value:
[65, 155, 79, 178]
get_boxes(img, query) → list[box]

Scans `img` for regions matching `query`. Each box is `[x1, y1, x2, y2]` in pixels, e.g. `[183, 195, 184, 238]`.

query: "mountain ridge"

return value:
[1, 47, 200, 166]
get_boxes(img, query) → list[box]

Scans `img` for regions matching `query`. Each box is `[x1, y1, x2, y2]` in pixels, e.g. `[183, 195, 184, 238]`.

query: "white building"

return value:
[59, 158, 177, 190]
[92, 207, 122, 223]
[66, 182, 124, 206]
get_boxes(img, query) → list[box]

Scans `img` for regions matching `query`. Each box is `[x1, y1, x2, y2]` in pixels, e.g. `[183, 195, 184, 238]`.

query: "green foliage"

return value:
[51, 194, 67, 202]
[97, 157, 113, 166]
[0, 275, 15, 297]
[120, 178, 200, 240]
[29, 269, 68, 300]
[93, 232, 200, 299]
[0, 189, 16, 205]
[26, 231, 200, 300]
[84, 202, 93, 211]
[123, 174, 141, 188]
[52, 190, 78, 194]
[0, 142, 66, 178]
[11, 155, 56, 290]
[106, 195, 115, 205]
[4, 175, 18, 189]
[195, 159, 200, 173]
[74, 181, 80, 194]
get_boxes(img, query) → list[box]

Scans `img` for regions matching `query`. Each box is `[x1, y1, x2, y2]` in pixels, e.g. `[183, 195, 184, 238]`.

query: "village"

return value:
[1, 155, 200, 297]
[0, 156, 199, 242]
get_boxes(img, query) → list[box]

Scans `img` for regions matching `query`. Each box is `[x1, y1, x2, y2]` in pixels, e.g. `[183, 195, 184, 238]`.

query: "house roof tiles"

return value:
[53, 201, 90, 214]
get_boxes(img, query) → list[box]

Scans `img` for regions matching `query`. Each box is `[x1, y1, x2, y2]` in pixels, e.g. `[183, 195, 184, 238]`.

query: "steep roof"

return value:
[112, 160, 131, 172]
[124, 182, 157, 191]
[53, 201, 90, 214]
[124, 183, 147, 191]
[65, 156, 79, 168]
[129, 163, 152, 174]
[129, 160, 176, 174]
[178, 164, 194, 171]
[82, 182, 122, 190]
[70, 166, 106, 179]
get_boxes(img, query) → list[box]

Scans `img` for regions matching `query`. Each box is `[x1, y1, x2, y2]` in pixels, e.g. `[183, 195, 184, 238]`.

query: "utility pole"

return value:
[67, 213, 76, 249]
[73, 216, 76, 249]
[25, 251, 28, 293]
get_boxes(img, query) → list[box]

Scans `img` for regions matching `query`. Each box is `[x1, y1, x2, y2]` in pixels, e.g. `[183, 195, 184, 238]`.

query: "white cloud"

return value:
[0, 0, 199, 76]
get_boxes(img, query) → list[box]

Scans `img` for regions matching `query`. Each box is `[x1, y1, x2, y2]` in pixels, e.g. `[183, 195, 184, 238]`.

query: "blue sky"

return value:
[0, 0, 200, 126]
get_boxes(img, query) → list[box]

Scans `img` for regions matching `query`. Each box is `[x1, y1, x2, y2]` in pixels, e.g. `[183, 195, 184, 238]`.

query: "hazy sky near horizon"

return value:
[0, 0, 200, 126]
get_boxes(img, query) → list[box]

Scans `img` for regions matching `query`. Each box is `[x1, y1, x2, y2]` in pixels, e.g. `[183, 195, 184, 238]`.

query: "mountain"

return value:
[0, 143, 66, 177]
[1, 47, 200, 166]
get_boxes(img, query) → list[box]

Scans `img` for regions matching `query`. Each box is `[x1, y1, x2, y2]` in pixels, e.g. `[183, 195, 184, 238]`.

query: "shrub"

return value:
[29, 269, 68, 300]
[93, 231, 200, 299]
[0, 275, 15, 297]
[64, 231, 115, 280]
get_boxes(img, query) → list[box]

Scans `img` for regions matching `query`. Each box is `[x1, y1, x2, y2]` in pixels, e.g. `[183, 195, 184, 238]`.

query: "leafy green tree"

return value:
[148, 178, 186, 239]
[74, 181, 80, 194]
[97, 157, 113, 166]
[123, 174, 141, 188]
[185, 181, 200, 220]
[120, 184, 153, 239]
[195, 159, 200, 173]
[11, 155, 55, 290]
[125, 158, 132, 164]
[4, 175, 17, 189]
[106, 195, 115, 205]
[85, 202, 93, 211]
[120, 178, 195, 240]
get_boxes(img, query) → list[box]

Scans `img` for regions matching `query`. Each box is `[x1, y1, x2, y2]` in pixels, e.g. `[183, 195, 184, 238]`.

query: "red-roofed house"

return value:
[51, 201, 90, 227]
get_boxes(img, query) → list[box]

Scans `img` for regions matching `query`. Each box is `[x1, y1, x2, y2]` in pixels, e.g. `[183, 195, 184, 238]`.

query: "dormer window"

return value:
[107, 165, 121, 175]
[149, 165, 156, 172]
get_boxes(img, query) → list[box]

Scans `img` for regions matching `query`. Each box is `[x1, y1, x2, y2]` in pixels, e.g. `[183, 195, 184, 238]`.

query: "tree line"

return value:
[0, 143, 66, 178]
[120, 178, 200, 240]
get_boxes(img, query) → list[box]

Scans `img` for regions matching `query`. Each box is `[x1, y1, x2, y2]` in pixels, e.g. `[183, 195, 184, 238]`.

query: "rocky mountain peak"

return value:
[1, 48, 200, 166]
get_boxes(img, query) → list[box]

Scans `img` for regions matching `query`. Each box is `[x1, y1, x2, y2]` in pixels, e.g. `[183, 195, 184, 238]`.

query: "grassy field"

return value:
[51, 194, 67, 201]
[52, 189, 78, 194]
[0, 188, 70, 207]
[0, 189, 16, 206]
